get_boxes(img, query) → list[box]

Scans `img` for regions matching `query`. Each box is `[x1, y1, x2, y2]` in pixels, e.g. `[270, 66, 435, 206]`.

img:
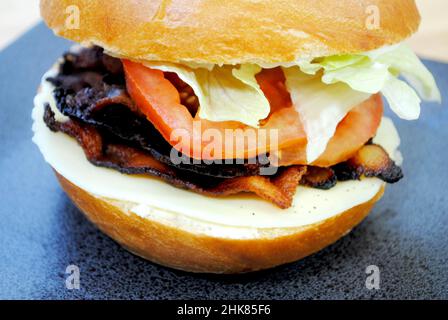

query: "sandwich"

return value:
[33, 0, 440, 273]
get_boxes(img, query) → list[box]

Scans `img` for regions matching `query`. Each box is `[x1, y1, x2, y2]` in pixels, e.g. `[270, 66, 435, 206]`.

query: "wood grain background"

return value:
[0, 0, 447, 62]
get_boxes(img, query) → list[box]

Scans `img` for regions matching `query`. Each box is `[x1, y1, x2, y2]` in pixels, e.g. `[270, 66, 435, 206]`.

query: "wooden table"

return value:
[1, 0, 447, 62]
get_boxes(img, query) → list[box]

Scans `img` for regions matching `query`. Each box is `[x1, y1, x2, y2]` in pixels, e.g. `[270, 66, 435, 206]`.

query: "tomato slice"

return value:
[275, 94, 384, 167]
[123, 60, 383, 165]
[316, 94, 383, 166]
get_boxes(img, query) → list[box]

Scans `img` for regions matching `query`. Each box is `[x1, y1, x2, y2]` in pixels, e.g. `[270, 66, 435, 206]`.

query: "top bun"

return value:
[40, 0, 420, 65]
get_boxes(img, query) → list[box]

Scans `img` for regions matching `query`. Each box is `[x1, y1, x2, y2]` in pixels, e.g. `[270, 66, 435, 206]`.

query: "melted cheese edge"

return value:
[32, 67, 401, 239]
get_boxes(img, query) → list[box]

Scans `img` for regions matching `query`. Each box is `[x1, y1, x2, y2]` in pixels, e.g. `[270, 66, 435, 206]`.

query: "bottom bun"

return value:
[55, 171, 384, 274]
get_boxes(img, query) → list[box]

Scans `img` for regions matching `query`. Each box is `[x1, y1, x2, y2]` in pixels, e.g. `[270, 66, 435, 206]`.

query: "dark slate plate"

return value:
[0, 23, 447, 300]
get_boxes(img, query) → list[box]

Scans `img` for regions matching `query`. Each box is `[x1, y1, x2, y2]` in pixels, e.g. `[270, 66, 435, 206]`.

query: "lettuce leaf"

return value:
[283, 67, 370, 163]
[296, 44, 441, 120]
[322, 59, 390, 94]
[371, 45, 441, 102]
[382, 75, 421, 120]
[144, 62, 269, 127]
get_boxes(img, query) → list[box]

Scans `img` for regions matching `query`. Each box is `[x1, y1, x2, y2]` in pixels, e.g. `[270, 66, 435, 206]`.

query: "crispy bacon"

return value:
[301, 167, 337, 190]
[334, 144, 403, 183]
[271, 166, 308, 205]
[207, 166, 307, 208]
[44, 104, 103, 160]
[44, 105, 304, 208]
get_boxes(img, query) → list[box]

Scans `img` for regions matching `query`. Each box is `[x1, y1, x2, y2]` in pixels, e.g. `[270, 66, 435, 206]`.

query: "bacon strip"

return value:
[44, 102, 403, 209]
[44, 105, 305, 208]
[208, 166, 307, 208]
[333, 144, 403, 183]
[301, 167, 337, 190]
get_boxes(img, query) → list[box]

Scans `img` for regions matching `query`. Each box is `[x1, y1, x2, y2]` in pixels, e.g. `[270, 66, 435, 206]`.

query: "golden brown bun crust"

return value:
[40, 0, 420, 65]
[55, 171, 385, 274]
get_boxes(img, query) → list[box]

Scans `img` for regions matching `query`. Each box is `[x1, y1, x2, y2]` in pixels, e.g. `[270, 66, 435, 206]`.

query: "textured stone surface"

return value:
[0, 24, 447, 300]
